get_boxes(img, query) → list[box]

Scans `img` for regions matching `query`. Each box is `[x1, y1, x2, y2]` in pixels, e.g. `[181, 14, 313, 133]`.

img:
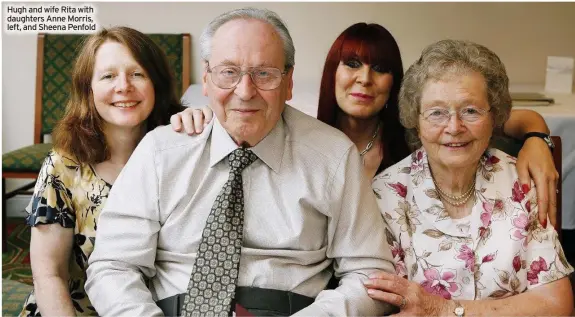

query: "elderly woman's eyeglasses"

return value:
[206, 63, 288, 91]
[421, 106, 491, 125]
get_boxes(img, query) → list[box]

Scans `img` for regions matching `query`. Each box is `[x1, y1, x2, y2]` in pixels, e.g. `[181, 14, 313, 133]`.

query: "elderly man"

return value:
[85, 7, 396, 317]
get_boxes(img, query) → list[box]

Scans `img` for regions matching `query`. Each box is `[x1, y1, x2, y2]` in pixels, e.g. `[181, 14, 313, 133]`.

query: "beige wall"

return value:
[3, 2, 575, 190]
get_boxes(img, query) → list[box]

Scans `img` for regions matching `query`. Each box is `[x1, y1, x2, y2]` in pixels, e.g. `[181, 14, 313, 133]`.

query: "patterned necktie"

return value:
[181, 148, 258, 317]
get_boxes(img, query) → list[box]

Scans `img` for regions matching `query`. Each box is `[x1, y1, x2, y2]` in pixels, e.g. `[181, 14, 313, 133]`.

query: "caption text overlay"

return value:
[4, 3, 98, 34]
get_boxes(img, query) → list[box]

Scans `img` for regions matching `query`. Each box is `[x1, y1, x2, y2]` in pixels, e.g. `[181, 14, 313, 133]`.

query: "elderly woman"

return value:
[366, 39, 573, 316]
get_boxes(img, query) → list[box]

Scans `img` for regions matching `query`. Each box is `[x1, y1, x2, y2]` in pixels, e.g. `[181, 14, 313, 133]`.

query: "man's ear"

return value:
[285, 66, 294, 101]
[202, 62, 209, 97]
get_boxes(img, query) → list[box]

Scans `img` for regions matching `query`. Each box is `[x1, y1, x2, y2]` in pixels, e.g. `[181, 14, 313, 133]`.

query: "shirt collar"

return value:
[209, 112, 286, 173]
[209, 117, 238, 168]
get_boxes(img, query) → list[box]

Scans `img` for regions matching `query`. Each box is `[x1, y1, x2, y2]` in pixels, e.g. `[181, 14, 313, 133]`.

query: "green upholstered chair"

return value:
[2, 33, 191, 249]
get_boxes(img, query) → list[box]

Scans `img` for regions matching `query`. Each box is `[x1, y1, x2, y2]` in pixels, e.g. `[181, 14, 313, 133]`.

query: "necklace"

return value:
[359, 122, 380, 157]
[432, 175, 476, 206]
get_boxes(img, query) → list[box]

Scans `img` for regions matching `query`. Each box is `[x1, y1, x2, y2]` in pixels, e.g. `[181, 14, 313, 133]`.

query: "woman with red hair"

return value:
[316, 23, 409, 178]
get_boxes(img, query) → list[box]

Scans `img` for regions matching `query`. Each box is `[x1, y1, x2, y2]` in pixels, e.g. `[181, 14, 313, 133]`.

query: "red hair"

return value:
[317, 23, 410, 173]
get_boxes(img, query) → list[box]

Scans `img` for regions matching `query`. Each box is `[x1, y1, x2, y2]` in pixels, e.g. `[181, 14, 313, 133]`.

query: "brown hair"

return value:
[52, 26, 185, 164]
[317, 23, 410, 174]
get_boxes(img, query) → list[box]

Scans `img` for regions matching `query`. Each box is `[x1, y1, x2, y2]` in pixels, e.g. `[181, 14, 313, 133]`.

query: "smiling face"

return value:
[91, 40, 155, 130]
[202, 18, 293, 146]
[334, 59, 393, 120]
[418, 71, 494, 170]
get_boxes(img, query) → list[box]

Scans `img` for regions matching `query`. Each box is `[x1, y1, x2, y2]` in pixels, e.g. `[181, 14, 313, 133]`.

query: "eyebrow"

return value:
[458, 98, 479, 105]
[423, 101, 447, 108]
[218, 60, 237, 66]
[217, 59, 277, 68]
[424, 98, 481, 107]
[94, 64, 145, 74]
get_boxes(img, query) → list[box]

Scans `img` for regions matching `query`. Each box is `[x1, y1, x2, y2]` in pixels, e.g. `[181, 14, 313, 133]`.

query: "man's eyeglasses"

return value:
[206, 63, 288, 91]
[421, 106, 491, 125]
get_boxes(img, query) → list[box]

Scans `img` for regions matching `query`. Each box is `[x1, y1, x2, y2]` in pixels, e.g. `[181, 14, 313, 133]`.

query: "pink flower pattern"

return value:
[486, 154, 500, 165]
[456, 245, 475, 272]
[511, 213, 530, 249]
[494, 199, 504, 211]
[513, 255, 522, 273]
[395, 259, 408, 278]
[527, 257, 549, 285]
[482, 252, 496, 263]
[511, 180, 525, 203]
[387, 182, 407, 198]
[373, 147, 573, 300]
[391, 240, 405, 260]
[420, 268, 461, 299]
[478, 202, 493, 244]
[411, 150, 424, 171]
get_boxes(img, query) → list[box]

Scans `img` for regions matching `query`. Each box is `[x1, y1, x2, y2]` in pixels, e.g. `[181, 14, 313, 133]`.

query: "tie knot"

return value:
[228, 148, 258, 171]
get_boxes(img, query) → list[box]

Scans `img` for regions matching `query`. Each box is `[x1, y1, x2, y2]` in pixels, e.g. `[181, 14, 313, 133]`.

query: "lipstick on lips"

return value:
[350, 92, 374, 102]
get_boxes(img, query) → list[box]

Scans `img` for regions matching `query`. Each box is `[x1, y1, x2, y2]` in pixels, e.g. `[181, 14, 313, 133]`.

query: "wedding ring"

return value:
[399, 296, 407, 309]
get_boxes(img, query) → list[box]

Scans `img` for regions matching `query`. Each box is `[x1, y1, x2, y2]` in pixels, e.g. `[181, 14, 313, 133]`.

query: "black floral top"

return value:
[21, 150, 111, 316]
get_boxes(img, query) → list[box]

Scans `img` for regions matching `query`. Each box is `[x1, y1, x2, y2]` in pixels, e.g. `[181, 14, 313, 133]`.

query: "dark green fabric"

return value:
[148, 34, 184, 97]
[41, 35, 85, 136]
[2, 143, 52, 173]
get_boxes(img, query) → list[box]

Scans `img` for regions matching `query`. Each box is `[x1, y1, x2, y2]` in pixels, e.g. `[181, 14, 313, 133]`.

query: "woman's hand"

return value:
[516, 137, 559, 228]
[364, 271, 449, 316]
[170, 106, 213, 135]
[503, 109, 557, 229]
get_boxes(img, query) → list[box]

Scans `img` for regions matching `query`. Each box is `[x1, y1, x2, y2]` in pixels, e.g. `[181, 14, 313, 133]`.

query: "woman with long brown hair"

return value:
[21, 26, 200, 316]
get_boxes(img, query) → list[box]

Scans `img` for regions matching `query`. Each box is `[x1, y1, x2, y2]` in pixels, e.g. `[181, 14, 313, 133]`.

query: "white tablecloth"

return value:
[512, 87, 575, 229]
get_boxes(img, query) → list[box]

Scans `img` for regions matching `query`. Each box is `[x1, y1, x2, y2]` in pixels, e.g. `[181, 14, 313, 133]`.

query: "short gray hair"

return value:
[399, 39, 512, 150]
[199, 7, 295, 69]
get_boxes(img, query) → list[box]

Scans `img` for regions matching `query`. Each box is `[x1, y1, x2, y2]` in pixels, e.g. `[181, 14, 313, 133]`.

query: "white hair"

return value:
[199, 7, 295, 69]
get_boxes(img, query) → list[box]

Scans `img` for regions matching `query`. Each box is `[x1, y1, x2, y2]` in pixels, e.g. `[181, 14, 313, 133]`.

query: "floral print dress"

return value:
[373, 147, 573, 300]
[20, 150, 111, 316]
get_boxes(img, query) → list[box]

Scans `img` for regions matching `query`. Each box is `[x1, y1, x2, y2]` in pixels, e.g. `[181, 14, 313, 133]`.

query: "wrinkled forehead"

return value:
[427, 64, 479, 82]
[210, 18, 286, 68]
[420, 71, 488, 109]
